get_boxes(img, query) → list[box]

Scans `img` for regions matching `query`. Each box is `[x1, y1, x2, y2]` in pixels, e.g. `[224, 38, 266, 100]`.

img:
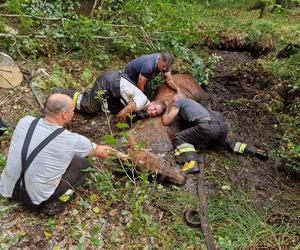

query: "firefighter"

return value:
[162, 97, 268, 174]
[53, 71, 166, 121]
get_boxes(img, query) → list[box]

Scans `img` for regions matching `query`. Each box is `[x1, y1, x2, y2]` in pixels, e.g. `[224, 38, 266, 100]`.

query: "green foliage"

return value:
[0, 154, 7, 171]
[260, 49, 300, 93]
[273, 114, 300, 170]
[191, 53, 223, 86]
[8, 0, 80, 17]
[103, 134, 117, 145]
[245, 19, 275, 45]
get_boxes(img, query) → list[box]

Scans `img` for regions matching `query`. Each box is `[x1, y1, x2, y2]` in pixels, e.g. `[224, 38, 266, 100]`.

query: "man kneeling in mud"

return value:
[53, 71, 166, 122]
[162, 97, 268, 174]
[0, 93, 126, 215]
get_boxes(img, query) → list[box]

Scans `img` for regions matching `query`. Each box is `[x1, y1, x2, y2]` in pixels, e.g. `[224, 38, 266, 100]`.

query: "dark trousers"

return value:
[37, 157, 90, 213]
[173, 111, 229, 149]
[80, 78, 124, 114]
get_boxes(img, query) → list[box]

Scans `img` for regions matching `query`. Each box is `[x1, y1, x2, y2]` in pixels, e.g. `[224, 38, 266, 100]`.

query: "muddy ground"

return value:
[207, 50, 300, 213]
[0, 49, 299, 248]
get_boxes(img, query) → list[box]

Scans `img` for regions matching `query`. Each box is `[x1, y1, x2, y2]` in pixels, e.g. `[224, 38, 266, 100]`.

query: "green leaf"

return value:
[91, 226, 101, 235]
[92, 207, 100, 214]
[103, 134, 117, 145]
[89, 194, 97, 202]
[43, 230, 53, 238]
[91, 236, 100, 246]
[115, 122, 129, 129]
[127, 113, 136, 121]
[81, 67, 93, 83]
[135, 140, 147, 150]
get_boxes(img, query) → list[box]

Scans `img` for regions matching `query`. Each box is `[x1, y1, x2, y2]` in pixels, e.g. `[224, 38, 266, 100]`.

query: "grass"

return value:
[0, 144, 299, 248]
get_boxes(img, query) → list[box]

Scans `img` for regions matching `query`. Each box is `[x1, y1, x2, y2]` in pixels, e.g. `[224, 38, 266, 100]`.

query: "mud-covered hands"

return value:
[164, 71, 180, 93]
[137, 74, 148, 92]
[173, 91, 186, 102]
[87, 145, 117, 158]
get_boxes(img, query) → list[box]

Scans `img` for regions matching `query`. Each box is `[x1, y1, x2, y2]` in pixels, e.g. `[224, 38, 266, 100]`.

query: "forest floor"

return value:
[0, 46, 299, 249]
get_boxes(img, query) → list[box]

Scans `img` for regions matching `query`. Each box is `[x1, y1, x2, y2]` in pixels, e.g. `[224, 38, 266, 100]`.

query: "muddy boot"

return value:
[227, 141, 268, 161]
[52, 87, 75, 98]
[244, 145, 269, 161]
[181, 160, 200, 174]
[175, 143, 200, 174]
[42, 189, 74, 216]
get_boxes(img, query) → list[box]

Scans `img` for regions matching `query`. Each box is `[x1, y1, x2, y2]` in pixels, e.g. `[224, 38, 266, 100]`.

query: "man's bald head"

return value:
[44, 93, 73, 116]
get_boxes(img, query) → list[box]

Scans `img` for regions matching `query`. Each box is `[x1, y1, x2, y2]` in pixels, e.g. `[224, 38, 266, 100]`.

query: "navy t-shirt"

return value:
[123, 53, 161, 85]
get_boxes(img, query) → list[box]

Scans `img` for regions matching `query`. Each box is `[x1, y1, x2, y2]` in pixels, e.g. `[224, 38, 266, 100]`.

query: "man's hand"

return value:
[117, 101, 136, 122]
[117, 112, 127, 122]
[137, 74, 148, 92]
[173, 92, 186, 102]
[164, 72, 179, 93]
[88, 145, 117, 158]
[88, 145, 130, 161]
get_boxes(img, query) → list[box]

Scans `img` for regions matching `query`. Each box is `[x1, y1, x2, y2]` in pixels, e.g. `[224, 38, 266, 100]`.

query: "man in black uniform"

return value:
[53, 71, 166, 121]
[162, 98, 268, 174]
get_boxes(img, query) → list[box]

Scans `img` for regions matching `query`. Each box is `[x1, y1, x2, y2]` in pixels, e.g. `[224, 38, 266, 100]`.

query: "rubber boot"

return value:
[181, 160, 200, 174]
[174, 143, 201, 174]
[52, 87, 75, 98]
[42, 189, 74, 216]
[244, 145, 269, 161]
[52, 87, 82, 110]
[228, 142, 268, 161]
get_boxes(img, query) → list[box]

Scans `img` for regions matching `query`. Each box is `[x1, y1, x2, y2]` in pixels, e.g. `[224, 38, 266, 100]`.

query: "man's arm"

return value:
[137, 74, 148, 92]
[163, 72, 179, 93]
[162, 105, 180, 126]
[87, 144, 129, 160]
[117, 101, 136, 122]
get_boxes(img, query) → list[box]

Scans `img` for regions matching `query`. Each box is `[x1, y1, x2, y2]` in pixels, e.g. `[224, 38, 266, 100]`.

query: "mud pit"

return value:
[205, 50, 300, 213]
[65, 50, 300, 216]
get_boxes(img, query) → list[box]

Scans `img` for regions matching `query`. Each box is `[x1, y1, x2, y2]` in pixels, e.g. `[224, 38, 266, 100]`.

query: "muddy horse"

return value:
[126, 74, 208, 185]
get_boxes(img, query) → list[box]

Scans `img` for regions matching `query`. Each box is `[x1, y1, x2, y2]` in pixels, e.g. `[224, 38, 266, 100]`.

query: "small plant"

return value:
[191, 53, 223, 87]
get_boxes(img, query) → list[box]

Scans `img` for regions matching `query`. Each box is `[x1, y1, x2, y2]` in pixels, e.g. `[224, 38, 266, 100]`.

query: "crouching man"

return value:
[162, 97, 268, 174]
[53, 71, 166, 121]
[0, 93, 125, 215]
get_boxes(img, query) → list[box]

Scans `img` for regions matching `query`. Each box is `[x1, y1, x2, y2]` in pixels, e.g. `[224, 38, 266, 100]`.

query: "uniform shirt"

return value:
[119, 77, 150, 111]
[0, 116, 96, 205]
[123, 53, 164, 84]
[173, 98, 211, 123]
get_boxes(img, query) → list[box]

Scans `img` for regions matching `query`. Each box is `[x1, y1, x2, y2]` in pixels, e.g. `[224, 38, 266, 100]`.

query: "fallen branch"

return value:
[90, 0, 98, 18]
[102, 23, 158, 51]
[197, 160, 216, 250]
[0, 14, 157, 50]
[0, 33, 127, 40]
[0, 13, 62, 20]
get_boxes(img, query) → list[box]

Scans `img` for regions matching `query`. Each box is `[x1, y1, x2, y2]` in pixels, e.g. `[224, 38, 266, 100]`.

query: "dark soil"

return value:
[205, 50, 300, 213]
